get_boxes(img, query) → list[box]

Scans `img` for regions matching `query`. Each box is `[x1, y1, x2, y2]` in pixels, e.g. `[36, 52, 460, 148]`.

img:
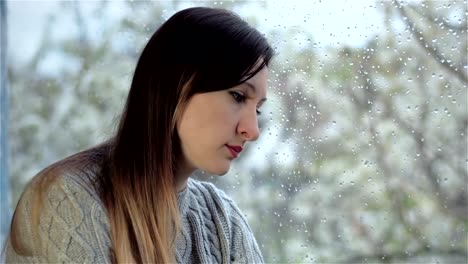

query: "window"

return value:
[4, 1, 467, 262]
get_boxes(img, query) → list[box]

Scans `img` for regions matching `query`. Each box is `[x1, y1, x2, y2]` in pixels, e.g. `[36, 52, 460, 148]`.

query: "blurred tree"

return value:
[243, 1, 467, 262]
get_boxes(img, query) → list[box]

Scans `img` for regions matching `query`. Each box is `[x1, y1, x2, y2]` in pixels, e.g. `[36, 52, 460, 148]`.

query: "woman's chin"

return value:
[205, 165, 231, 176]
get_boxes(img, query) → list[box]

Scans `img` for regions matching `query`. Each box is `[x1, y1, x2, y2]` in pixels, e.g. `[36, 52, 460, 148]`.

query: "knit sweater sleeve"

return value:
[5, 173, 111, 263]
[213, 186, 264, 264]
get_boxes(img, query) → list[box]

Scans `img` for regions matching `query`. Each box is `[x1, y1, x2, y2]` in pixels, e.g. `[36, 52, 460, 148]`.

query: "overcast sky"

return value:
[8, 0, 383, 64]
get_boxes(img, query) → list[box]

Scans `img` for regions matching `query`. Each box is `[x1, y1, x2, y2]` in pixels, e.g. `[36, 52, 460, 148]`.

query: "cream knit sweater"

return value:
[5, 172, 264, 263]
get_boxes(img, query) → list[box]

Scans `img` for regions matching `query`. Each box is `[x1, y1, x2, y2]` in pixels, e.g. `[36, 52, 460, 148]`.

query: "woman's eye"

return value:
[256, 108, 262, 115]
[230, 91, 246, 103]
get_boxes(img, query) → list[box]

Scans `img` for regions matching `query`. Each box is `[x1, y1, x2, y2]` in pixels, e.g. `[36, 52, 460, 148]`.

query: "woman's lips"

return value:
[226, 145, 243, 158]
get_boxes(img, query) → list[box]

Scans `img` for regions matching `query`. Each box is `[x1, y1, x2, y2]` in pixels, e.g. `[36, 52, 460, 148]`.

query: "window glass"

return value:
[6, 1, 467, 263]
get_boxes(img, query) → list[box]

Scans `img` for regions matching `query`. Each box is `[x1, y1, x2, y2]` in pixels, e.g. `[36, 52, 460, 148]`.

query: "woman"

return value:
[5, 6, 274, 264]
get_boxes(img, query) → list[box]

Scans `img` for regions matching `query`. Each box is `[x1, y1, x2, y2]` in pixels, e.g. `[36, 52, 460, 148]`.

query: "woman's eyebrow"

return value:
[244, 81, 267, 102]
[244, 81, 256, 92]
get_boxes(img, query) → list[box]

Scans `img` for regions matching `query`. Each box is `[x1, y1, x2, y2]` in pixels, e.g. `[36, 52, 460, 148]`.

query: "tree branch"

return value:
[407, 3, 467, 33]
[395, 2, 467, 84]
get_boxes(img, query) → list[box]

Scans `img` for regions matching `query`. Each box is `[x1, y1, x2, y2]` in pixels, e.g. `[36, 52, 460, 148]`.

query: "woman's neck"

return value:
[174, 160, 195, 192]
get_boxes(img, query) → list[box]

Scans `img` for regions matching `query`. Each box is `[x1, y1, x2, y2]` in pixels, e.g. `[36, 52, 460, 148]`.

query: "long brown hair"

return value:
[9, 7, 273, 263]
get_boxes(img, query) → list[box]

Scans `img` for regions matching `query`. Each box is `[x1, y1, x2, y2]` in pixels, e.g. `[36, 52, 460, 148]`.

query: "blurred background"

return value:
[1, 0, 467, 263]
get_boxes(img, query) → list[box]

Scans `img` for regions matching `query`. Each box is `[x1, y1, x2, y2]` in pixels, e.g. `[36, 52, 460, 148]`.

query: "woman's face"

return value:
[177, 66, 268, 176]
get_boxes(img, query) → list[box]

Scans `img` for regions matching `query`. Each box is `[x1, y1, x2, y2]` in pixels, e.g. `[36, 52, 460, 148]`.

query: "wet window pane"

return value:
[5, 1, 467, 263]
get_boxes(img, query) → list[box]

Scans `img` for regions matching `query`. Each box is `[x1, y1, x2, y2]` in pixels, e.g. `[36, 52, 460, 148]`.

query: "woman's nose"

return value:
[237, 110, 260, 142]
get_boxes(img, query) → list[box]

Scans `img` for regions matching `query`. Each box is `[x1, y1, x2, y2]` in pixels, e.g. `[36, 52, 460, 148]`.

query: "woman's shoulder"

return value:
[7, 156, 111, 263]
[50, 166, 103, 210]
[23, 157, 102, 206]
[14, 156, 107, 232]
[185, 178, 264, 263]
[187, 178, 234, 204]
[26, 145, 109, 206]
[186, 178, 246, 220]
